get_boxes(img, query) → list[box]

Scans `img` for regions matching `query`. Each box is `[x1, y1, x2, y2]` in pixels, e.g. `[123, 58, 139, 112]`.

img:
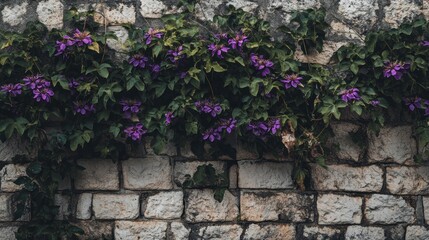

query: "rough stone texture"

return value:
[384, 0, 422, 28]
[329, 20, 363, 41]
[0, 164, 27, 192]
[123, 157, 173, 190]
[337, 0, 378, 31]
[329, 122, 363, 161]
[386, 166, 429, 194]
[406, 225, 429, 240]
[0, 194, 13, 221]
[317, 194, 362, 224]
[144, 191, 183, 219]
[1, 1, 28, 27]
[368, 126, 416, 164]
[243, 224, 295, 240]
[115, 221, 168, 240]
[93, 194, 139, 220]
[106, 26, 130, 52]
[54, 194, 70, 220]
[139, 0, 178, 18]
[195, 0, 258, 21]
[229, 165, 238, 189]
[170, 222, 190, 240]
[0, 136, 37, 162]
[365, 194, 415, 224]
[72, 221, 113, 240]
[94, 3, 136, 25]
[302, 226, 342, 240]
[185, 189, 238, 222]
[240, 191, 314, 222]
[238, 161, 293, 189]
[75, 193, 92, 220]
[196, 225, 243, 240]
[74, 159, 119, 190]
[424, 197, 429, 224]
[311, 164, 383, 192]
[0, 226, 19, 240]
[294, 41, 348, 65]
[173, 161, 225, 187]
[345, 226, 385, 240]
[36, 0, 64, 30]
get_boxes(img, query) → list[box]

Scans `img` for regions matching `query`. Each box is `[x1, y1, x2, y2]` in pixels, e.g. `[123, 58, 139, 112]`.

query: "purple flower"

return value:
[214, 33, 228, 39]
[202, 128, 222, 142]
[0, 83, 22, 96]
[33, 88, 54, 102]
[370, 100, 380, 106]
[144, 28, 163, 45]
[129, 54, 149, 68]
[420, 41, 429, 46]
[119, 99, 142, 113]
[167, 46, 185, 63]
[404, 97, 422, 111]
[281, 74, 303, 89]
[207, 43, 230, 58]
[195, 99, 222, 117]
[247, 118, 281, 137]
[73, 101, 96, 115]
[23, 74, 47, 89]
[55, 35, 74, 56]
[68, 79, 80, 89]
[72, 29, 93, 47]
[340, 88, 361, 102]
[228, 33, 248, 49]
[179, 72, 187, 79]
[150, 64, 161, 73]
[217, 118, 237, 134]
[165, 112, 174, 125]
[424, 100, 429, 116]
[250, 53, 274, 77]
[124, 123, 147, 141]
[383, 61, 410, 80]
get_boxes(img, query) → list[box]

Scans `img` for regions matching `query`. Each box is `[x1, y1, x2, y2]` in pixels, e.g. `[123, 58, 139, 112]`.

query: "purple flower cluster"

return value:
[167, 46, 185, 63]
[144, 28, 163, 45]
[120, 99, 141, 119]
[404, 97, 422, 111]
[247, 118, 281, 137]
[207, 43, 229, 58]
[55, 29, 93, 56]
[129, 54, 149, 69]
[421, 41, 429, 46]
[73, 101, 96, 115]
[250, 54, 274, 77]
[0, 83, 22, 96]
[370, 100, 380, 106]
[281, 74, 303, 89]
[23, 75, 54, 102]
[195, 99, 222, 117]
[124, 123, 147, 141]
[228, 33, 248, 50]
[202, 118, 237, 142]
[165, 112, 174, 125]
[383, 61, 410, 80]
[340, 88, 361, 102]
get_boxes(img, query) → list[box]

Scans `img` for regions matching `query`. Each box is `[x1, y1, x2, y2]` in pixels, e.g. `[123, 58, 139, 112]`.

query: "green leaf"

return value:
[212, 62, 226, 72]
[350, 63, 359, 74]
[98, 68, 109, 78]
[88, 42, 100, 53]
[27, 162, 42, 175]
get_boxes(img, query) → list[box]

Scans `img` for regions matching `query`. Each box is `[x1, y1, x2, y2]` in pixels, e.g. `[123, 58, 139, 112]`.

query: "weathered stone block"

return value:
[54, 194, 70, 220]
[311, 164, 383, 192]
[365, 194, 415, 224]
[329, 122, 363, 161]
[294, 41, 348, 65]
[0, 194, 13, 221]
[115, 221, 167, 240]
[74, 159, 119, 190]
[384, 0, 422, 28]
[0, 136, 36, 162]
[36, 0, 64, 30]
[123, 157, 173, 190]
[238, 161, 294, 189]
[243, 224, 295, 240]
[0, 226, 18, 240]
[1, 1, 29, 27]
[75, 193, 92, 220]
[240, 191, 314, 222]
[345, 226, 385, 240]
[185, 189, 238, 222]
[173, 161, 225, 187]
[170, 222, 190, 240]
[368, 126, 416, 164]
[386, 166, 429, 194]
[196, 225, 243, 240]
[337, 0, 378, 31]
[0, 164, 27, 192]
[94, 3, 136, 25]
[317, 194, 362, 224]
[143, 191, 183, 219]
[72, 221, 113, 240]
[93, 194, 139, 220]
[139, 0, 178, 18]
[106, 26, 129, 52]
[406, 225, 429, 240]
[302, 226, 342, 240]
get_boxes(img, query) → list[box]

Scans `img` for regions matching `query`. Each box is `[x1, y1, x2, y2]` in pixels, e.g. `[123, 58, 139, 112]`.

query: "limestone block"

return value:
[1, 1, 29, 27]
[196, 225, 243, 240]
[72, 221, 113, 240]
[106, 26, 130, 52]
[303, 226, 342, 240]
[54, 194, 70, 220]
[243, 224, 295, 240]
[139, 0, 179, 18]
[365, 194, 415, 224]
[405, 225, 429, 240]
[238, 161, 294, 189]
[94, 3, 136, 25]
[115, 221, 167, 240]
[75, 193, 92, 220]
[185, 189, 238, 222]
[173, 161, 225, 187]
[170, 222, 190, 240]
[368, 126, 416, 164]
[240, 191, 314, 222]
[329, 122, 363, 161]
[317, 194, 362, 224]
[386, 166, 429, 194]
[0, 164, 27, 192]
[0, 136, 37, 162]
[122, 157, 173, 190]
[143, 191, 183, 219]
[422, 197, 429, 224]
[74, 159, 119, 190]
[338, 0, 378, 31]
[384, 0, 422, 28]
[345, 226, 385, 240]
[311, 164, 383, 192]
[294, 41, 348, 65]
[0, 226, 18, 240]
[36, 0, 64, 30]
[93, 194, 139, 220]
[0, 194, 13, 221]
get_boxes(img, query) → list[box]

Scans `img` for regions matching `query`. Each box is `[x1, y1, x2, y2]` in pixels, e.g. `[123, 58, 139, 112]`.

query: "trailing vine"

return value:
[0, 1, 428, 238]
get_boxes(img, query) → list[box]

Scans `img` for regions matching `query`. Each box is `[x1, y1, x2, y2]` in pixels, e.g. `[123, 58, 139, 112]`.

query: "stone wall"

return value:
[1, 0, 429, 239]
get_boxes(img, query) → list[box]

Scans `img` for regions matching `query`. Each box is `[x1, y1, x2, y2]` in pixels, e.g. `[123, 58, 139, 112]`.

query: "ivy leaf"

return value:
[88, 42, 100, 53]
[212, 62, 226, 72]
[350, 63, 359, 74]
[98, 68, 109, 78]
